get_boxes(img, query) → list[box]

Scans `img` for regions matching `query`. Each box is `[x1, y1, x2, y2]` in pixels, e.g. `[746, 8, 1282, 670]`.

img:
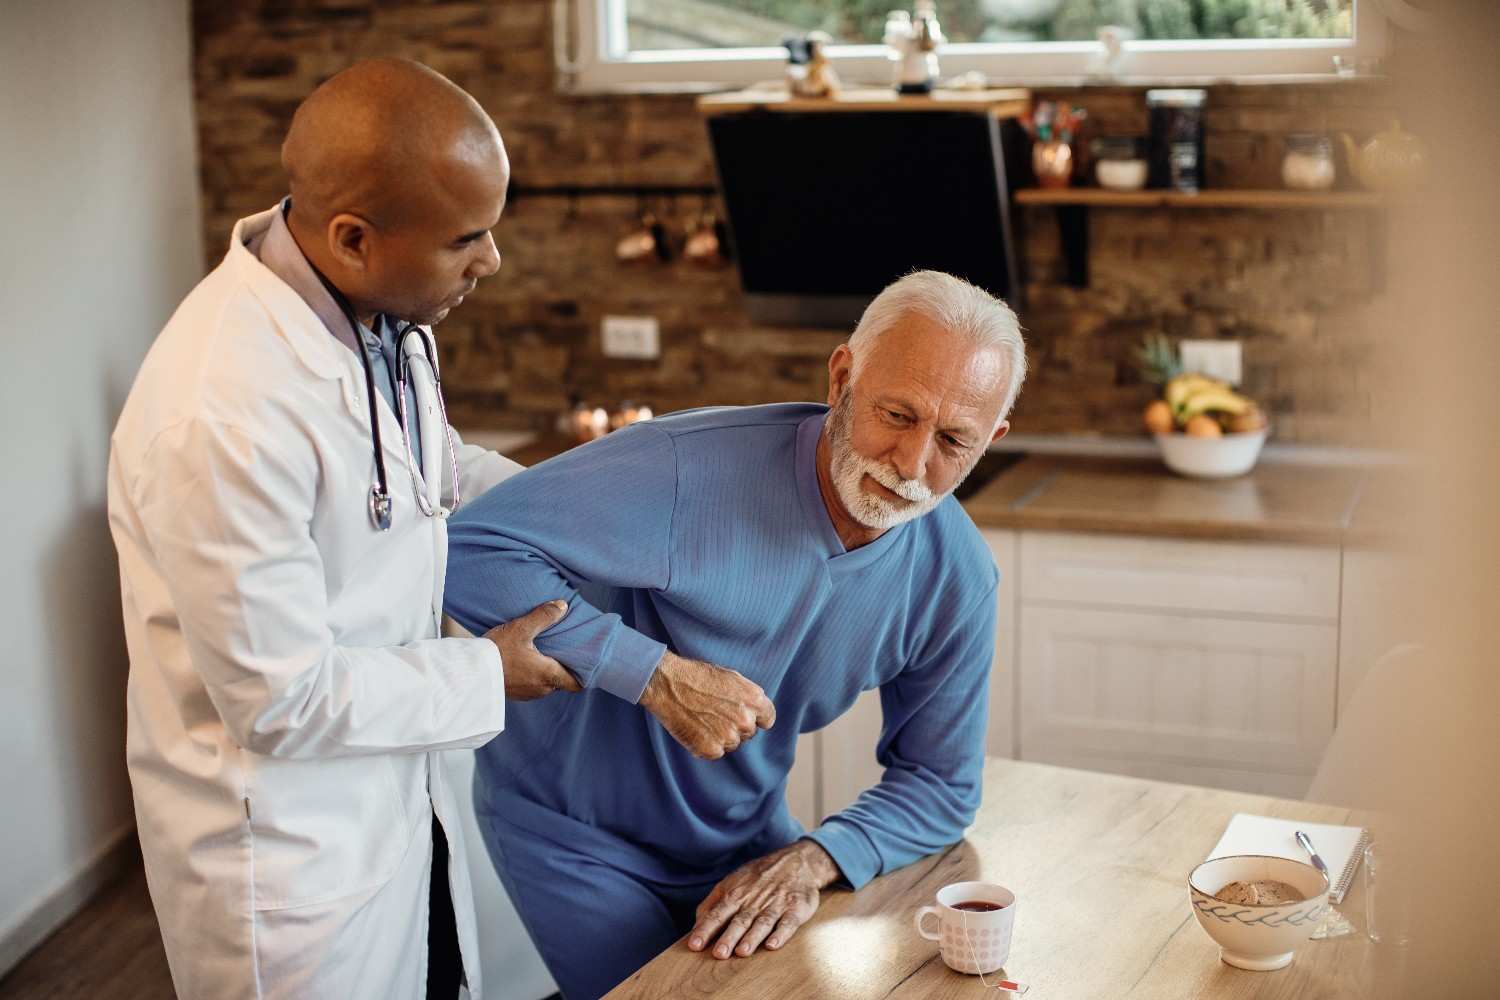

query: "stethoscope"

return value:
[310, 265, 462, 532]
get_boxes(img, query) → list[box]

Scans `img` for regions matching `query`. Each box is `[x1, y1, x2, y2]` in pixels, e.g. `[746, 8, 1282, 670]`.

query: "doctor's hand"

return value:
[483, 601, 583, 701]
[639, 651, 775, 760]
[688, 840, 841, 959]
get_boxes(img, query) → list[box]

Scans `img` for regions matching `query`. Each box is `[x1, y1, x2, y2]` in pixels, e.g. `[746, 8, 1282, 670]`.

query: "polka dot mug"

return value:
[914, 881, 1017, 975]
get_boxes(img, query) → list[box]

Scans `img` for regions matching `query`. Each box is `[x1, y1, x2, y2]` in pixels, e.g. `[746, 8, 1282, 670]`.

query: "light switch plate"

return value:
[601, 315, 660, 360]
[1179, 339, 1242, 385]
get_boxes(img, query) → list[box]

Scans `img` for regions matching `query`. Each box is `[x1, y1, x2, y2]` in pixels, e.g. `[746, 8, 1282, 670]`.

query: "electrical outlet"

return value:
[601, 315, 660, 360]
[1179, 339, 1242, 386]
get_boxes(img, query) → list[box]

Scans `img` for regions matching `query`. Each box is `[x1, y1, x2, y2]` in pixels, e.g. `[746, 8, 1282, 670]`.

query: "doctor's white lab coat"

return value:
[107, 206, 521, 999]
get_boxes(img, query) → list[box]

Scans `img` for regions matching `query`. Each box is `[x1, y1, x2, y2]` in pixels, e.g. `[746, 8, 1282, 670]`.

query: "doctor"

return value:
[107, 59, 570, 999]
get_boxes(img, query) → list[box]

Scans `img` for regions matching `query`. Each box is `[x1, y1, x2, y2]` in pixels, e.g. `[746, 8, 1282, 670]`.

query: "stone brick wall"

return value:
[192, 0, 1398, 444]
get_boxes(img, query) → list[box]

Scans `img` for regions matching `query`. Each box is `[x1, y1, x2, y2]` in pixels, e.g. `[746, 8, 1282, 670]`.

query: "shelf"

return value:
[698, 86, 1030, 118]
[1014, 187, 1388, 290]
[1014, 188, 1383, 209]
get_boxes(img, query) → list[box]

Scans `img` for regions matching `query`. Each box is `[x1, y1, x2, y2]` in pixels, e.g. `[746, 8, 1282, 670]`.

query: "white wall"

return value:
[0, 0, 203, 973]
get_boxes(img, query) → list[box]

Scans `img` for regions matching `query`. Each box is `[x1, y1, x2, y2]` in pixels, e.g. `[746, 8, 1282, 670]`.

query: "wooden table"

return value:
[606, 760, 1376, 999]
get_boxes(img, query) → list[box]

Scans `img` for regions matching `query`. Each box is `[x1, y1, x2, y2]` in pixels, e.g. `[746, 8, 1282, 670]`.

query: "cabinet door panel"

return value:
[784, 731, 820, 831]
[818, 689, 885, 820]
[1019, 605, 1337, 777]
[981, 529, 1019, 758]
[1021, 531, 1341, 621]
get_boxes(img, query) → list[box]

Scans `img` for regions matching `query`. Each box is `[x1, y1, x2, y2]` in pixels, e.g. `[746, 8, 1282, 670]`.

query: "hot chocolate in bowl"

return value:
[1187, 854, 1331, 971]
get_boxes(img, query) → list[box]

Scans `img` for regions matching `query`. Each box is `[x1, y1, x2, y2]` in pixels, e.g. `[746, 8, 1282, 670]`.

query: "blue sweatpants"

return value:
[476, 794, 728, 1000]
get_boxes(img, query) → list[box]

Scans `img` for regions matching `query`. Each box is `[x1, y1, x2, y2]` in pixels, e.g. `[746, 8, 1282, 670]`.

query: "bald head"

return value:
[282, 58, 505, 232]
[278, 59, 510, 327]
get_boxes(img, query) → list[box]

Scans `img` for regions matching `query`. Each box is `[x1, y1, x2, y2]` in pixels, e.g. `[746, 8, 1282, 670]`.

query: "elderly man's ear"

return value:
[825, 344, 854, 406]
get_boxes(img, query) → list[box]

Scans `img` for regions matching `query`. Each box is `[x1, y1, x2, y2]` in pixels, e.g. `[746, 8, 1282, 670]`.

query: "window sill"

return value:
[558, 71, 1386, 97]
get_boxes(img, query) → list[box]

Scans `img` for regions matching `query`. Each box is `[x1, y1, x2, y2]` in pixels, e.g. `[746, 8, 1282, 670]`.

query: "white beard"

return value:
[827, 394, 946, 531]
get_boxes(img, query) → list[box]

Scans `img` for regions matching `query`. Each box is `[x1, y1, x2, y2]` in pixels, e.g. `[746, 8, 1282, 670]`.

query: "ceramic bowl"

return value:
[1187, 854, 1330, 971]
[1154, 428, 1268, 479]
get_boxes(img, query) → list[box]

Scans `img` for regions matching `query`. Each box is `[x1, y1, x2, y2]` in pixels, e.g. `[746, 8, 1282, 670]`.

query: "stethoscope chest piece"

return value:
[369, 485, 394, 532]
[306, 258, 458, 535]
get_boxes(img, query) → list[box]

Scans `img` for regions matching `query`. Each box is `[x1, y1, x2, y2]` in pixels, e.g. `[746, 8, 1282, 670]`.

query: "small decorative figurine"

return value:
[788, 31, 840, 98]
[885, 2, 944, 94]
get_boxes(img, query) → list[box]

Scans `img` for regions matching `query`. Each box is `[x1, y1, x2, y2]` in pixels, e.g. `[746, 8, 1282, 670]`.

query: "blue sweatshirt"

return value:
[444, 403, 998, 889]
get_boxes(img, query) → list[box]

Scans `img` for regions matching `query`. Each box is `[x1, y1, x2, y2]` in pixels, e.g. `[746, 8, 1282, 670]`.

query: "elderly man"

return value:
[444, 270, 1025, 999]
[109, 60, 579, 999]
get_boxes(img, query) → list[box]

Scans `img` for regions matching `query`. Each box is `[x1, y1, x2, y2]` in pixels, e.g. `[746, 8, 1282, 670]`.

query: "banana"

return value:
[1164, 373, 1227, 414]
[1178, 386, 1252, 420]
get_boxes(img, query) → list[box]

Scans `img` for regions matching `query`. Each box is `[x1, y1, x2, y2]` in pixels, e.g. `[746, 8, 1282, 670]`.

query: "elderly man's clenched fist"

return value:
[639, 652, 775, 759]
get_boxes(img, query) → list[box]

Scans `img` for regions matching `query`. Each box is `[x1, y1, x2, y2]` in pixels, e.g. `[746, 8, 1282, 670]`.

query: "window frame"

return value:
[557, 0, 1389, 93]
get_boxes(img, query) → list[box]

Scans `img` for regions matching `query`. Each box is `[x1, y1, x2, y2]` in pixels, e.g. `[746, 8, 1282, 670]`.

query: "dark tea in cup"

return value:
[915, 881, 1018, 975]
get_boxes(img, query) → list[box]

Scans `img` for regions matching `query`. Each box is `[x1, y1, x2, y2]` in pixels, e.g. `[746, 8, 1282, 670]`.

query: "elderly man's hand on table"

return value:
[688, 839, 842, 959]
[640, 651, 776, 759]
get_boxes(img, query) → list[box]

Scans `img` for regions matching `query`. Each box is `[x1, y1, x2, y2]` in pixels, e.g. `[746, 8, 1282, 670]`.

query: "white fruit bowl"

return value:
[1188, 854, 1330, 971]
[1154, 428, 1268, 479]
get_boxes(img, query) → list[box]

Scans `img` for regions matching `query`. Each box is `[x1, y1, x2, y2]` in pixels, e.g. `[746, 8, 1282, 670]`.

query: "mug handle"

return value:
[914, 905, 943, 941]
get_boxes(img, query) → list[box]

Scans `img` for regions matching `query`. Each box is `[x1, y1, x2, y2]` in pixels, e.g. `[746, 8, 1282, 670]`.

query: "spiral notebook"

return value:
[1207, 813, 1369, 904]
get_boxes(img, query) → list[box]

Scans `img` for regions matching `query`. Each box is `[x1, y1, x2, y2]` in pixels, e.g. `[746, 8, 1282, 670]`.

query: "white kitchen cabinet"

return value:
[1016, 530, 1342, 795]
[1018, 604, 1337, 792]
[783, 691, 900, 830]
[784, 693, 883, 831]
[1020, 531, 1342, 621]
[818, 689, 886, 818]
[785, 731, 820, 830]
[982, 529, 1019, 758]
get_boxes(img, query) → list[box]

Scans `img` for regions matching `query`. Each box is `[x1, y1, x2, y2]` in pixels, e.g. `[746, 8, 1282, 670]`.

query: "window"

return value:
[557, 0, 1388, 92]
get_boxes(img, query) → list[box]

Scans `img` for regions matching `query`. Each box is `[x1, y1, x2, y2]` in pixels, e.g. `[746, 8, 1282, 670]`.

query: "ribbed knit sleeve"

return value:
[807, 576, 998, 889]
[443, 423, 678, 704]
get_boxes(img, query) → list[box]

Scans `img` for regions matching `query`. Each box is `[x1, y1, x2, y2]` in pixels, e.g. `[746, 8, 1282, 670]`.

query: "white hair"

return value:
[848, 270, 1027, 425]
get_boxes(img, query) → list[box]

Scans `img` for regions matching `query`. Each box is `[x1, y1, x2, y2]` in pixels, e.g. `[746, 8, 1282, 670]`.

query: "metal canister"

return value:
[1146, 89, 1207, 191]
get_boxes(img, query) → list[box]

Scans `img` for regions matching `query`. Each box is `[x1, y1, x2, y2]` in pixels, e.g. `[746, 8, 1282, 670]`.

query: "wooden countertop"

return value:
[1014, 188, 1385, 210]
[962, 455, 1374, 546]
[606, 758, 1377, 999]
[495, 434, 1403, 547]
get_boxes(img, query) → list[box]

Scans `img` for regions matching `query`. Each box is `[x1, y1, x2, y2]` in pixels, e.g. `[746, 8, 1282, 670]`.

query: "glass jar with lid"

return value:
[1282, 134, 1336, 191]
